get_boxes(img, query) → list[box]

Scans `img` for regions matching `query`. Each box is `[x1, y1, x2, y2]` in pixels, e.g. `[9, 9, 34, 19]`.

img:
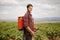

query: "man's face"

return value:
[27, 6, 33, 12]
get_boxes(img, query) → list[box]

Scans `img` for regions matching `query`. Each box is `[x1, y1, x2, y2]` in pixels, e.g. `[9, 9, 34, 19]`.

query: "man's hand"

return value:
[30, 31, 34, 36]
[34, 27, 39, 32]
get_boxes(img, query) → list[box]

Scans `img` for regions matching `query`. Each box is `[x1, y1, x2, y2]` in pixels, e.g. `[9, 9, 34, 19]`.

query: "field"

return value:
[0, 21, 60, 40]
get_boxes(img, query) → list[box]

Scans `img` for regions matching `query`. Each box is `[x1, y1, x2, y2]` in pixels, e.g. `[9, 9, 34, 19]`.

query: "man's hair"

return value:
[27, 4, 33, 8]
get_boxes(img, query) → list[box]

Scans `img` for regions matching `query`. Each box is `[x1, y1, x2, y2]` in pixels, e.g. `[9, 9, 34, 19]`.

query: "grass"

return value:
[0, 21, 60, 40]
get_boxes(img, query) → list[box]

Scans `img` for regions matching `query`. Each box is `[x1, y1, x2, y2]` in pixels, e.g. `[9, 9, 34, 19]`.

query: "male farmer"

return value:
[23, 4, 35, 40]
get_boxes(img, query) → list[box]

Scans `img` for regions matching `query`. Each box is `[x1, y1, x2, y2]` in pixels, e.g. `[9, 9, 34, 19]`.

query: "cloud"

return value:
[0, 0, 18, 4]
[0, 0, 60, 20]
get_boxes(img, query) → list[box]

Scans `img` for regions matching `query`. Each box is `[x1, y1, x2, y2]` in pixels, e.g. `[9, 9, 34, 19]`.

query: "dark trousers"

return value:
[23, 34, 32, 40]
[23, 27, 32, 40]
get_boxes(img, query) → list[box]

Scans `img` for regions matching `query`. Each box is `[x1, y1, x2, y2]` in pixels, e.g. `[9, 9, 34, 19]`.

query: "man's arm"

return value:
[26, 26, 34, 36]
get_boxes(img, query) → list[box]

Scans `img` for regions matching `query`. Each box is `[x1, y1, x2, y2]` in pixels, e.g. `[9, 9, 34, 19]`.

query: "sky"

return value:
[0, 0, 60, 20]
